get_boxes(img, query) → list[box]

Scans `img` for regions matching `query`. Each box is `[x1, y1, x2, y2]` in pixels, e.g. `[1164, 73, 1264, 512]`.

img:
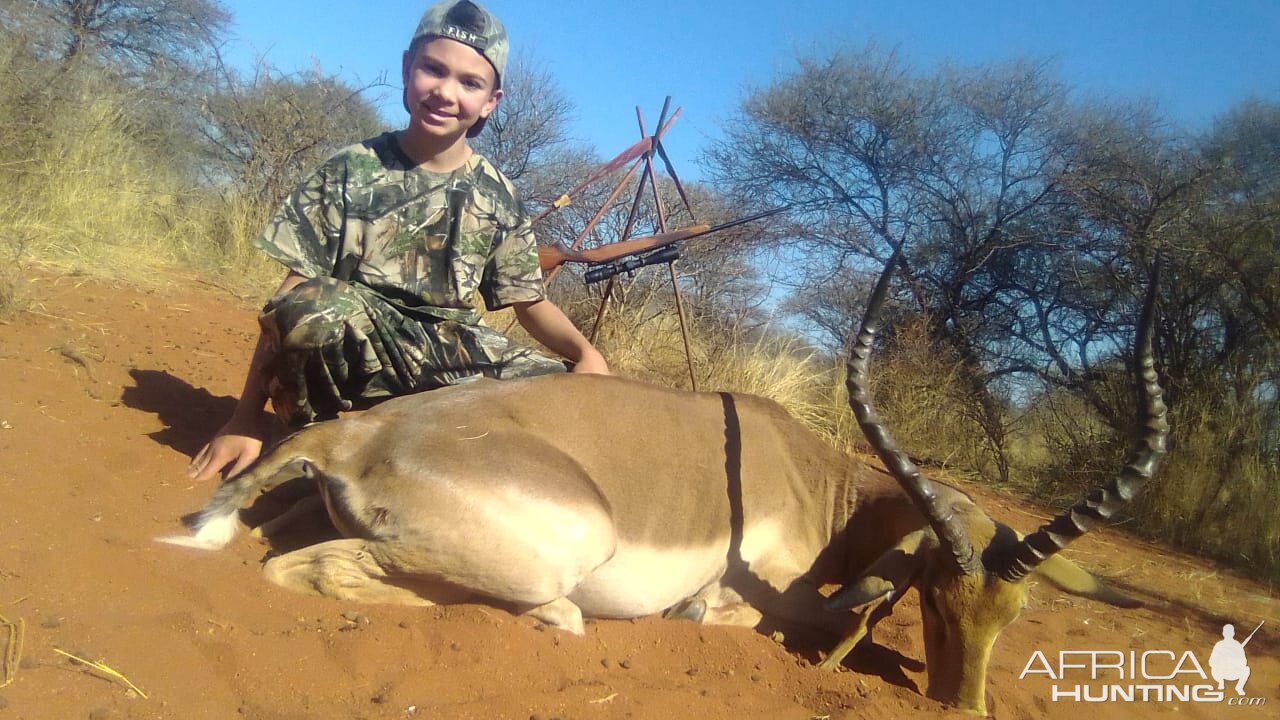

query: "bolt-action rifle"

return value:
[537, 205, 791, 283]
[1242, 620, 1264, 646]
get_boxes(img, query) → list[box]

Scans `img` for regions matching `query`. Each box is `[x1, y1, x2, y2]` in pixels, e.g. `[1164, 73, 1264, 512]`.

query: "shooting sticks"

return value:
[534, 97, 703, 389]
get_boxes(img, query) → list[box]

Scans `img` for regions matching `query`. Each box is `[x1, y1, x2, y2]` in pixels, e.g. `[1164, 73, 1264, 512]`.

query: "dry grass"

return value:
[53, 648, 148, 698]
[587, 302, 834, 426]
[842, 318, 996, 478]
[1136, 408, 1280, 578]
[0, 261, 28, 320]
[0, 101, 278, 294]
[0, 43, 280, 302]
[4, 84, 179, 277]
[1021, 383, 1280, 582]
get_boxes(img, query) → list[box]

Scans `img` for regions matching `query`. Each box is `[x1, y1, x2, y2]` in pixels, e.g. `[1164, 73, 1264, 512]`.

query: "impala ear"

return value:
[1033, 553, 1143, 609]
[826, 529, 929, 611]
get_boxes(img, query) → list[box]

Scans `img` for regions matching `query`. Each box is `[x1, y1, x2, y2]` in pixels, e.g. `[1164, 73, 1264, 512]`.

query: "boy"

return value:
[189, 0, 608, 483]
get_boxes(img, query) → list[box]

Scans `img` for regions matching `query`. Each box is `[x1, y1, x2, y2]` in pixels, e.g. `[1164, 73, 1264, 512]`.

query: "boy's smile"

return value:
[401, 36, 502, 156]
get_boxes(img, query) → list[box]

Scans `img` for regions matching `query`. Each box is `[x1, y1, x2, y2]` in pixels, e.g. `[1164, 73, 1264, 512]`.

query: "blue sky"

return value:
[220, 1, 1280, 179]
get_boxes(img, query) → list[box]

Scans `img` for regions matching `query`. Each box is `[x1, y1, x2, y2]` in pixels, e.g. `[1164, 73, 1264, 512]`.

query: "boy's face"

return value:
[402, 37, 502, 144]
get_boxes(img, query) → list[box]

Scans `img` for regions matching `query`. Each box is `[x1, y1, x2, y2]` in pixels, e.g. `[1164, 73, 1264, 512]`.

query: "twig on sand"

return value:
[53, 648, 148, 699]
[1, 613, 24, 688]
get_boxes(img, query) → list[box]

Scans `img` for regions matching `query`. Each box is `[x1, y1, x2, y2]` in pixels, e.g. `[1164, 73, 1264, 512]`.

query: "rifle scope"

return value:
[584, 245, 681, 284]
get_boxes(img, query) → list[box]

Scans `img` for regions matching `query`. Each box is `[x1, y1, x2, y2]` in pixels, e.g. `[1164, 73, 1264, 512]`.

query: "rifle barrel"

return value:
[1242, 620, 1264, 646]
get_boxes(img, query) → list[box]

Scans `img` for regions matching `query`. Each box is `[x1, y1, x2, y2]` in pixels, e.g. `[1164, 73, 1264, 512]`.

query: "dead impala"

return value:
[161, 254, 1166, 716]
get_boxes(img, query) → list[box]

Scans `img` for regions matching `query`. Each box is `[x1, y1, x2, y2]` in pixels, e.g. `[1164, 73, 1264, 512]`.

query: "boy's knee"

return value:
[261, 277, 365, 351]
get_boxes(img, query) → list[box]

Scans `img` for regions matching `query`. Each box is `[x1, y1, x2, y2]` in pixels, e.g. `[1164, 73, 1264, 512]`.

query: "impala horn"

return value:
[999, 263, 1168, 581]
[846, 248, 982, 576]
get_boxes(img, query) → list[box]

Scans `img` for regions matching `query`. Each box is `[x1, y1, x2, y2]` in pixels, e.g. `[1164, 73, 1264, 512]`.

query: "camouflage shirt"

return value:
[256, 132, 546, 324]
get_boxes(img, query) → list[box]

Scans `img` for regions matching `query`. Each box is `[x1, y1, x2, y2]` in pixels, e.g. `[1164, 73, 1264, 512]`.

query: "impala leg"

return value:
[663, 597, 707, 622]
[263, 538, 471, 606]
[818, 598, 891, 671]
[704, 602, 765, 627]
[525, 596, 586, 635]
[680, 585, 765, 628]
[818, 607, 874, 670]
[251, 494, 329, 539]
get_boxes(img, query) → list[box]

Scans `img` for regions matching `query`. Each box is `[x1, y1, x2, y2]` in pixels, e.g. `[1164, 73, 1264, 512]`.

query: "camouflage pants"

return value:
[259, 277, 566, 428]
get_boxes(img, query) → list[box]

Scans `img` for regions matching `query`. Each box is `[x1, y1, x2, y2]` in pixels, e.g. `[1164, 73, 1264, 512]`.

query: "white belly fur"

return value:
[568, 540, 728, 618]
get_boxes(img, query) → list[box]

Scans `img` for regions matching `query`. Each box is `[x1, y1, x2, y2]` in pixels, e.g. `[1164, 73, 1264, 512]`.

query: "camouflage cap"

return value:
[412, 1, 509, 86]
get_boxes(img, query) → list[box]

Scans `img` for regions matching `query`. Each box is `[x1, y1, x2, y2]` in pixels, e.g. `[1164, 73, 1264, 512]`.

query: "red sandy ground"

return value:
[0, 270, 1276, 720]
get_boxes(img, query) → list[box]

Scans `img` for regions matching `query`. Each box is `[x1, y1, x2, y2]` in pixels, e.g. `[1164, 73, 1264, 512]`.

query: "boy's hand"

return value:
[187, 422, 266, 483]
[512, 299, 610, 376]
[570, 347, 610, 375]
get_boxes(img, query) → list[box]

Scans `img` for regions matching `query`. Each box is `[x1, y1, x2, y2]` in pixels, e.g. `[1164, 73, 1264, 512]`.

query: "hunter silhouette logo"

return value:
[1019, 620, 1267, 706]
[1210, 621, 1262, 696]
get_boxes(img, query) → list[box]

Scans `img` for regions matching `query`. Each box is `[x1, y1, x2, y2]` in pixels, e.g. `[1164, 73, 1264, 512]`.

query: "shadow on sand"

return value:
[121, 368, 252, 458]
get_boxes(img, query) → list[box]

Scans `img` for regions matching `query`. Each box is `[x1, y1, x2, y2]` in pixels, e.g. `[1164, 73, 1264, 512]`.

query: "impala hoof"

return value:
[663, 598, 707, 623]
